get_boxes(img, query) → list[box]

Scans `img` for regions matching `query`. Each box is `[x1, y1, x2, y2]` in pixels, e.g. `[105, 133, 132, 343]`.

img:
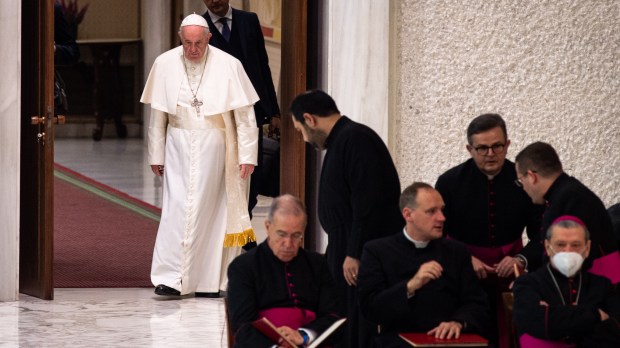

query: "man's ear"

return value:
[402, 207, 413, 221]
[584, 240, 591, 258]
[264, 220, 270, 232]
[505, 139, 511, 151]
[466, 144, 473, 155]
[302, 113, 316, 127]
[544, 240, 551, 256]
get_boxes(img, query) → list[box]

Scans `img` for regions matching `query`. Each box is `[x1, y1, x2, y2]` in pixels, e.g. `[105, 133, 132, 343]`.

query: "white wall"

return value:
[393, 0, 620, 207]
[326, 0, 391, 142]
[0, 0, 21, 302]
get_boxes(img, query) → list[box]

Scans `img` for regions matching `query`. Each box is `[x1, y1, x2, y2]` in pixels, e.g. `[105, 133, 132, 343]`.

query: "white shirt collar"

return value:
[402, 228, 430, 248]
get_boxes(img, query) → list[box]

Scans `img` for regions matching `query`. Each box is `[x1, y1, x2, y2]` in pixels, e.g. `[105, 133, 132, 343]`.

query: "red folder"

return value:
[399, 333, 488, 347]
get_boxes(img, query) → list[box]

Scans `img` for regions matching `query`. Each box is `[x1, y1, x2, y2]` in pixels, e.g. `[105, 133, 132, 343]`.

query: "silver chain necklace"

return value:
[546, 263, 582, 305]
[182, 47, 209, 115]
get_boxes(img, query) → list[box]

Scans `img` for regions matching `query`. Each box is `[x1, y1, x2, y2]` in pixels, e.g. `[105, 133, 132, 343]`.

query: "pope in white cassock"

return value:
[140, 14, 259, 297]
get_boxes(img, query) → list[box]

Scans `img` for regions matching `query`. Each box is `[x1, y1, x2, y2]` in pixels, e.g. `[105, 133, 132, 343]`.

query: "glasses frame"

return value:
[472, 143, 506, 156]
[515, 170, 537, 188]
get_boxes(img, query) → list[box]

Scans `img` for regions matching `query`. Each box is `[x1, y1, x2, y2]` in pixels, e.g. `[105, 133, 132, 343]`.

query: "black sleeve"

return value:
[345, 135, 400, 259]
[513, 274, 601, 340]
[250, 12, 279, 119]
[358, 242, 412, 325]
[518, 203, 545, 270]
[449, 245, 491, 337]
[227, 255, 274, 347]
[304, 255, 341, 334]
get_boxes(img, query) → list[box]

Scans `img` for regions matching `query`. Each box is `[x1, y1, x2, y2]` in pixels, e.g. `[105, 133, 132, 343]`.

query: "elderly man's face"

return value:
[466, 126, 510, 177]
[545, 225, 590, 258]
[203, 0, 230, 17]
[266, 212, 305, 262]
[404, 189, 446, 242]
[179, 26, 211, 62]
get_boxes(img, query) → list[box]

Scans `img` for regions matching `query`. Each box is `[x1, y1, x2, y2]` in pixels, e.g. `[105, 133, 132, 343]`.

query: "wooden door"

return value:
[20, 0, 56, 300]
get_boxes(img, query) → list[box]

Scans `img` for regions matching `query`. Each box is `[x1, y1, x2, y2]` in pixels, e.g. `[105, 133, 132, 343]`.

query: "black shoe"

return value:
[154, 284, 181, 296]
[195, 292, 220, 298]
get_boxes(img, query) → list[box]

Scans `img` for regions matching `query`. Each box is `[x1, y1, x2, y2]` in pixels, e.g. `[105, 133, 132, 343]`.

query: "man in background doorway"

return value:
[203, 0, 281, 238]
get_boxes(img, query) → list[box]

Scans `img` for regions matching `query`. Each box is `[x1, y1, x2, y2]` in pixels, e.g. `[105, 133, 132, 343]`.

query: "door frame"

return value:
[19, 0, 55, 300]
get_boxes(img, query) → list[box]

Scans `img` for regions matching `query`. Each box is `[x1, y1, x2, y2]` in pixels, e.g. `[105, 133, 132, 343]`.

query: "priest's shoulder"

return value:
[437, 159, 474, 183]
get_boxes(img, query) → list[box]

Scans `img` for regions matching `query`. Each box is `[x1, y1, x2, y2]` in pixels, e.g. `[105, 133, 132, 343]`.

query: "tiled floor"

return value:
[0, 138, 272, 347]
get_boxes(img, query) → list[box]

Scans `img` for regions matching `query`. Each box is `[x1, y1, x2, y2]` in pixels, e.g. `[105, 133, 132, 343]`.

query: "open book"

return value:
[252, 317, 347, 348]
[399, 332, 488, 347]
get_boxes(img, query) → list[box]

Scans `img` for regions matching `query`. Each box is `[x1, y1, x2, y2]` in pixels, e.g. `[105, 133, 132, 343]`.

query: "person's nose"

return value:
[437, 210, 446, 222]
[282, 237, 294, 249]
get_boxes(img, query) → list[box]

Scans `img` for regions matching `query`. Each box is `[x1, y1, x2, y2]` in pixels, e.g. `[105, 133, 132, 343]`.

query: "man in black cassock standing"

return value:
[290, 90, 404, 347]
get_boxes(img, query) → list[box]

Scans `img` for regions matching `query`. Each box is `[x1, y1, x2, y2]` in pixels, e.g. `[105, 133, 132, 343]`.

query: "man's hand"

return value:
[269, 115, 281, 138]
[150, 165, 164, 176]
[343, 256, 360, 286]
[276, 325, 303, 347]
[472, 256, 494, 279]
[494, 256, 523, 278]
[427, 321, 462, 339]
[239, 164, 255, 179]
[407, 261, 443, 295]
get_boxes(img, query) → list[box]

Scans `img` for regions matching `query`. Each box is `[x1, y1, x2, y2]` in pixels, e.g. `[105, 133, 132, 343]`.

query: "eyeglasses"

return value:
[515, 170, 537, 188]
[472, 144, 505, 155]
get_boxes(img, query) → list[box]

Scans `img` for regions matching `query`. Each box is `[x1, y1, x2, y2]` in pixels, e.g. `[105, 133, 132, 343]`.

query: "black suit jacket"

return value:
[203, 8, 280, 125]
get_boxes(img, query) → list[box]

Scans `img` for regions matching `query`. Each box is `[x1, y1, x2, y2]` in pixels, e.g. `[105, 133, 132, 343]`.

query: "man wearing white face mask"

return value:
[513, 216, 620, 347]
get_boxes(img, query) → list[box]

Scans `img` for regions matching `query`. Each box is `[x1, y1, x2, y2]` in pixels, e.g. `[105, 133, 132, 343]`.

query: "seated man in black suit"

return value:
[227, 194, 341, 347]
[357, 182, 490, 347]
[513, 216, 620, 347]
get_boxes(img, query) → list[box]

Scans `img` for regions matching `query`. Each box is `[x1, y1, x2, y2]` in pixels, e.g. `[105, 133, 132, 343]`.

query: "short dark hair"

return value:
[399, 182, 434, 211]
[466, 114, 507, 145]
[267, 194, 307, 227]
[515, 141, 563, 177]
[289, 90, 340, 124]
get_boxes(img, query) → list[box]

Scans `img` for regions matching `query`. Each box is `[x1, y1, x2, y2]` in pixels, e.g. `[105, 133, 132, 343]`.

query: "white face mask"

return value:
[549, 249, 585, 277]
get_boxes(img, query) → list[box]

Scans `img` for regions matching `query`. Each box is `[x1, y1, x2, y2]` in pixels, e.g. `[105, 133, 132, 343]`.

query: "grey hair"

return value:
[546, 219, 590, 241]
[266, 194, 307, 227]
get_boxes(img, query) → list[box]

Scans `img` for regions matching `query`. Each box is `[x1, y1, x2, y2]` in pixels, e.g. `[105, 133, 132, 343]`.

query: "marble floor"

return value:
[0, 138, 272, 347]
[0, 289, 230, 347]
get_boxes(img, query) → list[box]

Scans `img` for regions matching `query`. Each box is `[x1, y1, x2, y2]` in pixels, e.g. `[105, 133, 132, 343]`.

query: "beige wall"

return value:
[392, 0, 620, 207]
[77, 0, 140, 39]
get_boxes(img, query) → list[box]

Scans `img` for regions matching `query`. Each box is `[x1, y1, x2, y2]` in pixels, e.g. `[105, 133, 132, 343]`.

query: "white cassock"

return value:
[140, 45, 259, 294]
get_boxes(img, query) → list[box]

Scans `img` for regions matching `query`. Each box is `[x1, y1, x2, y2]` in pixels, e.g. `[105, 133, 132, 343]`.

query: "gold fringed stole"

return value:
[222, 110, 256, 247]
[223, 228, 257, 247]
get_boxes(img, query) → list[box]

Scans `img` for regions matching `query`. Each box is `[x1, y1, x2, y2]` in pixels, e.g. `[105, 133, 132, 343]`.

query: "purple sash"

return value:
[258, 307, 316, 330]
[588, 251, 620, 284]
[519, 334, 576, 348]
[463, 239, 524, 266]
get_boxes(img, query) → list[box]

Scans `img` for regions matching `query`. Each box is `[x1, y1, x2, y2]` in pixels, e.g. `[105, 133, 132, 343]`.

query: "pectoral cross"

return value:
[191, 98, 203, 115]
